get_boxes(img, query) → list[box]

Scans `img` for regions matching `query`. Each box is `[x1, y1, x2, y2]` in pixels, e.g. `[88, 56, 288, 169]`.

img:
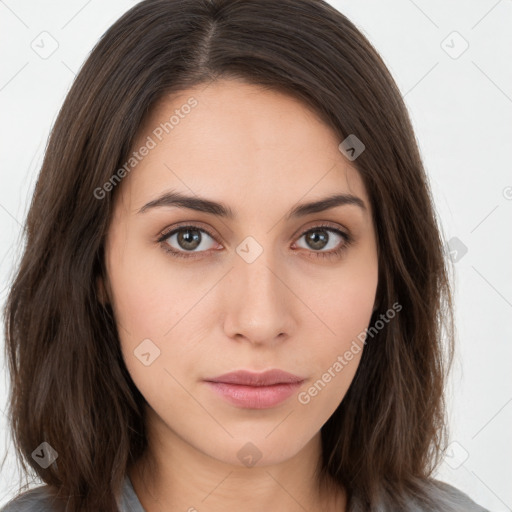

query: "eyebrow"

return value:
[136, 190, 366, 218]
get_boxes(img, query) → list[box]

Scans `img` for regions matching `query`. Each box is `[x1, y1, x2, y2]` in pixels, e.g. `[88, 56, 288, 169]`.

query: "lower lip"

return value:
[204, 381, 303, 409]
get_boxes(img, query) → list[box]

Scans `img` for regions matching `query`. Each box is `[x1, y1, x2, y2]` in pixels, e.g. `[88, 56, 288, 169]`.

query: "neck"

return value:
[128, 410, 346, 512]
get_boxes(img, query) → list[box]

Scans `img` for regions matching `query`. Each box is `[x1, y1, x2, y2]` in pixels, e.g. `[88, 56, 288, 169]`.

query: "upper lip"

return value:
[205, 369, 304, 386]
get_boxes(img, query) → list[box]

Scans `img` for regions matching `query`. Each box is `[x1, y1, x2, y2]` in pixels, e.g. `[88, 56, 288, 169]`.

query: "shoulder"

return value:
[0, 484, 62, 512]
[348, 478, 491, 512]
[1, 475, 142, 512]
[425, 479, 490, 512]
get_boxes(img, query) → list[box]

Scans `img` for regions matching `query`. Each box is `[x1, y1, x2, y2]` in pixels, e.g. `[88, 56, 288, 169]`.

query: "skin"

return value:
[99, 78, 379, 512]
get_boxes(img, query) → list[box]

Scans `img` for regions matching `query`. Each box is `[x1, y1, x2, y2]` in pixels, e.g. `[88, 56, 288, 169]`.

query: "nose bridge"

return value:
[238, 249, 279, 300]
[223, 237, 293, 342]
[236, 240, 284, 311]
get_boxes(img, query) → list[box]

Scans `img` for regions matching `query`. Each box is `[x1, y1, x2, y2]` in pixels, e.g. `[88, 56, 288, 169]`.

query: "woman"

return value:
[1, 0, 490, 510]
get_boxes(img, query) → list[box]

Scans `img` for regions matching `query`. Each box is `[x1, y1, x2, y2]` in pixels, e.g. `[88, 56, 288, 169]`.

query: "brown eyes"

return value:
[157, 223, 353, 261]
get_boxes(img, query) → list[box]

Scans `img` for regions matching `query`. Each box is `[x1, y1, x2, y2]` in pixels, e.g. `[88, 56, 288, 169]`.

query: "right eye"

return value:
[157, 225, 221, 259]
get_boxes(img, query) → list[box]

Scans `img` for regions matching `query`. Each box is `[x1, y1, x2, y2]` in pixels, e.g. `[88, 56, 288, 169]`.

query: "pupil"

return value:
[307, 230, 328, 250]
[178, 229, 201, 250]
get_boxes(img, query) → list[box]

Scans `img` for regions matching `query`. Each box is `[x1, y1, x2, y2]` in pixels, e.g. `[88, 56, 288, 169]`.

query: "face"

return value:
[102, 79, 379, 468]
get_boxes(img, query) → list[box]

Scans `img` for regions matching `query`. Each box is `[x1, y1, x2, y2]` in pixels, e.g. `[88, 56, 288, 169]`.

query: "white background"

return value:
[1, 0, 511, 510]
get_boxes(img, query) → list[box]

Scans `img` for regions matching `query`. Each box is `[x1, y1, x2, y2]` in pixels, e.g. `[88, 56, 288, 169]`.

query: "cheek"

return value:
[298, 259, 377, 400]
[295, 290, 370, 418]
[106, 233, 188, 338]
[105, 236, 212, 398]
[309, 262, 377, 343]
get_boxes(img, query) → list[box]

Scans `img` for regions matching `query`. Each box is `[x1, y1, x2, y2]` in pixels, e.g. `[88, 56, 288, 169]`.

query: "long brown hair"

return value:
[2, 0, 455, 510]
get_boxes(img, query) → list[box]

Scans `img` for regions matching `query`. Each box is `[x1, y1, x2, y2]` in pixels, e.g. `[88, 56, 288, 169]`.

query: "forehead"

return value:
[115, 79, 371, 219]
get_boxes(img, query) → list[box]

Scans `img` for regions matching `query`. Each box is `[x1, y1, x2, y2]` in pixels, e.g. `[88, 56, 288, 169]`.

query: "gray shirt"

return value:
[0, 474, 490, 511]
[0, 475, 144, 512]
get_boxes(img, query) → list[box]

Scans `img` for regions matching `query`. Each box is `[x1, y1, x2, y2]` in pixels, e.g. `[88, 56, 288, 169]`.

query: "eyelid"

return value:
[290, 220, 349, 240]
[290, 222, 352, 253]
[157, 221, 352, 258]
[158, 220, 218, 239]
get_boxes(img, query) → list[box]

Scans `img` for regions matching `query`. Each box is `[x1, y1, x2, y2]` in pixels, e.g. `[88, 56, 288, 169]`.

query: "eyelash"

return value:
[157, 222, 353, 261]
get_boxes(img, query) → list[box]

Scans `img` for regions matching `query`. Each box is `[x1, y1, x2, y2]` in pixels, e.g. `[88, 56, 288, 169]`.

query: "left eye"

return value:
[294, 227, 347, 252]
[158, 224, 351, 259]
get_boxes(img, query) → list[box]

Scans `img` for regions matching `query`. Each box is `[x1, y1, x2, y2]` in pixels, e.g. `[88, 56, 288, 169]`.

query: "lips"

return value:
[204, 369, 304, 386]
[204, 369, 305, 409]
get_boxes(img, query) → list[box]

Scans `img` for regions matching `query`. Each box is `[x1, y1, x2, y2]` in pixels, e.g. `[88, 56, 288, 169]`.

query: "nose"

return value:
[222, 250, 297, 346]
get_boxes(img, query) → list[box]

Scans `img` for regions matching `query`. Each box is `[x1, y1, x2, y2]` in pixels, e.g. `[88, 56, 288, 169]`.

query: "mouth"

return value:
[203, 369, 305, 409]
